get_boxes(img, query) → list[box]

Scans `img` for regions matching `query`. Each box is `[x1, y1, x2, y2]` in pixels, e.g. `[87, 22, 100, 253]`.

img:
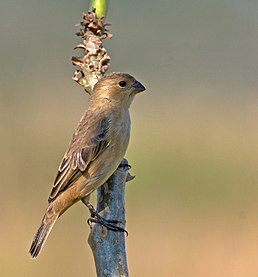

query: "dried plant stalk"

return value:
[72, 4, 131, 277]
[72, 9, 112, 93]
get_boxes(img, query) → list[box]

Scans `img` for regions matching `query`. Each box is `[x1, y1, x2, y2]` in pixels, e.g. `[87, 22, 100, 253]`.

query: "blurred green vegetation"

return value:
[1, 0, 258, 276]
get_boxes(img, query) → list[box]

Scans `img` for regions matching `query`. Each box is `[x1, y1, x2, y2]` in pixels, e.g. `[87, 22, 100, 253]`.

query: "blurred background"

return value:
[1, 0, 258, 276]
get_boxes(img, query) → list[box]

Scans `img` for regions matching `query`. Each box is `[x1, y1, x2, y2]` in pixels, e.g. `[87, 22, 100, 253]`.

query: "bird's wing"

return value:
[48, 114, 111, 202]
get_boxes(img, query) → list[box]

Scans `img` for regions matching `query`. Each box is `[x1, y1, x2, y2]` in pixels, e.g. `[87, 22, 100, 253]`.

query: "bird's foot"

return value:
[118, 159, 131, 170]
[86, 203, 128, 235]
[118, 159, 135, 182]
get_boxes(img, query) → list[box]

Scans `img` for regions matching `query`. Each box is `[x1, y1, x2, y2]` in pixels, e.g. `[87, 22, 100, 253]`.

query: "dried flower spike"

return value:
[72, 9, 112, 93]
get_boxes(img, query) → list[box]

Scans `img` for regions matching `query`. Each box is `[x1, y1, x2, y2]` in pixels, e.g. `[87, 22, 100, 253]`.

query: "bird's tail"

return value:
[29, 211, 58, 258]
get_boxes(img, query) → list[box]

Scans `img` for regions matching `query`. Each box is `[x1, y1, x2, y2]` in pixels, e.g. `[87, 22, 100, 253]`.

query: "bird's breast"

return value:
[79, 110, 131, 197]
[110, 110, 130, 147]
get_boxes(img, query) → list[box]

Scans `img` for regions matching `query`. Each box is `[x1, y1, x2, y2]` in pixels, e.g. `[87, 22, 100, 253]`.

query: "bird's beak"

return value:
[131, 80, 146, 94]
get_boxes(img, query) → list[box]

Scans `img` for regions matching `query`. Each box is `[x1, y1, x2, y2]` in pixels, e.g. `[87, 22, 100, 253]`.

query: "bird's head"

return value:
[91, 72, 146, 109]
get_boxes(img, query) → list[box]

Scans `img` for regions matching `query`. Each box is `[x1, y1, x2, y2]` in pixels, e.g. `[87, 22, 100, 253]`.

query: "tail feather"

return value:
[29, 214, 58, 258]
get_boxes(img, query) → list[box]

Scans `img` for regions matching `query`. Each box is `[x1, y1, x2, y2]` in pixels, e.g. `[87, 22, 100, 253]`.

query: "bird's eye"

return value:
[118, 81, 127, 88]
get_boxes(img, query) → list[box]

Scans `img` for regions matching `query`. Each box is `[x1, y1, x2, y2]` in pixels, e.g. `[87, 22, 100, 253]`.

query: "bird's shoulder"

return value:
[65, 108, 111, 158]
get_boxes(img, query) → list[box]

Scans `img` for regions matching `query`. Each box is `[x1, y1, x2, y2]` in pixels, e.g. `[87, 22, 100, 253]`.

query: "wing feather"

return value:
[48, 115, 111, 202]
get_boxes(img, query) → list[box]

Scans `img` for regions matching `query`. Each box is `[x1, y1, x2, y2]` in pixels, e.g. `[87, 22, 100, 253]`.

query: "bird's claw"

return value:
[118, 159, 131, 170]
[87, 205, 128, 235]
[87, 216, 128, 235]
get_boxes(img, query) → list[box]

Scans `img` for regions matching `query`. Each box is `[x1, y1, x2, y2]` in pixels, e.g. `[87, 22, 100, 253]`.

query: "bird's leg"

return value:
[82, 197, 128, 235]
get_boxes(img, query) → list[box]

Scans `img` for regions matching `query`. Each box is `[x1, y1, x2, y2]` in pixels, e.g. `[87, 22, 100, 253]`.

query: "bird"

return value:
[29, 72, 145, 258]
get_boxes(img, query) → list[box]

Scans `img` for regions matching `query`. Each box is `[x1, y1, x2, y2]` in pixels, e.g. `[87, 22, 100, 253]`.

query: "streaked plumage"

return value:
[29, 72, 145, 258]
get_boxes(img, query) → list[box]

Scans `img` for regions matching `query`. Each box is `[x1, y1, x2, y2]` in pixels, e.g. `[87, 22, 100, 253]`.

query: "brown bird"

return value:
[29, 72, 145, 258]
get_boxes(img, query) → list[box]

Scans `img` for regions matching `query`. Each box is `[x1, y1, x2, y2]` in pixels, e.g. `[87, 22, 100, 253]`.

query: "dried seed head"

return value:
[72, 9, 112, 93]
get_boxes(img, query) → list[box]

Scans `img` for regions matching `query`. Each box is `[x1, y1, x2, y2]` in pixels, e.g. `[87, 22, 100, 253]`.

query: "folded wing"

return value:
[48, 115, 111, 202]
